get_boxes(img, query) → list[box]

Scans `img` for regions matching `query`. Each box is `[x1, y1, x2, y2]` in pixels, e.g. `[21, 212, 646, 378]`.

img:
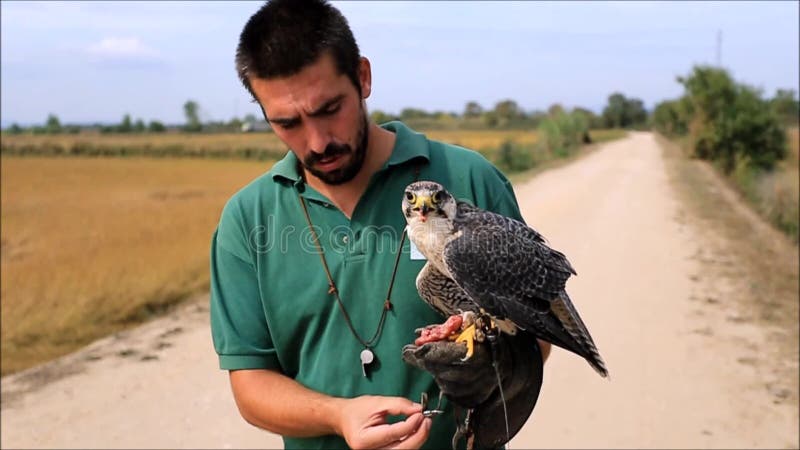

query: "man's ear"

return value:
[358, 56, 372, 99]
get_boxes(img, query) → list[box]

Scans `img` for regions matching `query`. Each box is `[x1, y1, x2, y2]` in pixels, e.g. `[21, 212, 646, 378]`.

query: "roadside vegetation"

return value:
[652, 66, 799, 242]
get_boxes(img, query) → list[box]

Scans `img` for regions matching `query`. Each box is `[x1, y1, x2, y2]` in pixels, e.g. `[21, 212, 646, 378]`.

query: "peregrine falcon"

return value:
[402, 181, 608, 377]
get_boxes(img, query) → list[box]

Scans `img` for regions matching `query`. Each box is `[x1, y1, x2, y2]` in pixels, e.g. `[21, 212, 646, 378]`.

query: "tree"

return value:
[602, 93, 648, 129]
[7, 123, 24, 134]
[45, 114, 62, 134]
[227, 117, 243, 132]
[572, 107, 602, 129]
[652, 99, 689, 137]
[134, 118, 146, 133]
[463, 101, 483, 118]
[370, 110, 396, 124]
[626, 98, 647, 128]
[547, 103, 565, 117]
[481, 111, 499, 128]
[400, 108, 429, 121]
[118, 114, 133, 133]
[148, 120, 166, 132]
[493, 99, 523, 127]
[602, 93, 627, 128]
[183, 100, 202, 132]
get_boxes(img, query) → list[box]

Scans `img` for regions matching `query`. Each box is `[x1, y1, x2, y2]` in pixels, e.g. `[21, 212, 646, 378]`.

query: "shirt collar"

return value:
[271, 120, 429, 184]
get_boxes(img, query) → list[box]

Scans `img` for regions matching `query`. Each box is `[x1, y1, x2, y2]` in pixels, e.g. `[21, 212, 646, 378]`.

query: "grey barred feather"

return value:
[416, 262, 475, 317]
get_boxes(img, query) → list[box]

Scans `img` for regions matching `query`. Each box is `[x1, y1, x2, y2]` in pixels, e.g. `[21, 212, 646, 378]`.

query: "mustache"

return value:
[303, 142, 352, 167]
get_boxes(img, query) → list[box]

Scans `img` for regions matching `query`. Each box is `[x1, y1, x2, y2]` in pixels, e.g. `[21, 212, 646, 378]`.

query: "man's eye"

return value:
[323, 105, 341, 115]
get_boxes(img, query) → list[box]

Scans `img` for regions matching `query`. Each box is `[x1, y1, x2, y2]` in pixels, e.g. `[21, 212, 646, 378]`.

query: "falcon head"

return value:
[402, 181, 457, 224]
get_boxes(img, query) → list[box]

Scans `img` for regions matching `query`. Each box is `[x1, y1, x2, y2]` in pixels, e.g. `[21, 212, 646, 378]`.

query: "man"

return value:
[210, 1, 550, 448]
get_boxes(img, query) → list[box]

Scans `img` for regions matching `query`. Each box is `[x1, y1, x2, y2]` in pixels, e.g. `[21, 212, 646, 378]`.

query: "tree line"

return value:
[370, 94, 649, 131]
[5, 94, 655, 135]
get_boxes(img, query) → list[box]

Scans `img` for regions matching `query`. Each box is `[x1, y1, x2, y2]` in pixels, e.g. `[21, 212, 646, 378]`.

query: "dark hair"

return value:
[235, 0, 362, 101]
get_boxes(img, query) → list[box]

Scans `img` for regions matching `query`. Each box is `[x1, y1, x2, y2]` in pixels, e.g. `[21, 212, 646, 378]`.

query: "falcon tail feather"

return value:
[553, 291, 608, 378]
[509, 292, 608, 378]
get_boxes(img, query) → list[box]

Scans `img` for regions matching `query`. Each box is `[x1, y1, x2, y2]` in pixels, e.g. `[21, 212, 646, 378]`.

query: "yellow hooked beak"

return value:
[412, 195, 435, 220]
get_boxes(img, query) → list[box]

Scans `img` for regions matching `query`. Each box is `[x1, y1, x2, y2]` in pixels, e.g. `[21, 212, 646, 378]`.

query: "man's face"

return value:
[249, 52, 371, 185]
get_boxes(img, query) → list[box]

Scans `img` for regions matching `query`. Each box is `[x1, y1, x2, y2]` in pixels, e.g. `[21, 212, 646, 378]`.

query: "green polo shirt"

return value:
[210, 121, 524, 449]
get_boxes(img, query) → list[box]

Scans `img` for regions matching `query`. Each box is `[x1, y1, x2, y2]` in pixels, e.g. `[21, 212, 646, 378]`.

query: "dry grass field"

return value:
[0, 129, 541, 159]
[1, 129, 536, 160]
[1, 157, 273, 375]
[0, 128, 625, 161]
[0, 131, 287, 152]
[0, 131, 289, 159]
[425, 129, 538, 149]
[425, 128, 624, 150]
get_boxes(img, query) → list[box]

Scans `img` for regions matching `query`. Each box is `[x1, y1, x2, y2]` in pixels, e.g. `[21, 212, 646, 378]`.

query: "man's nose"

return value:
[306, 122, 331, 154]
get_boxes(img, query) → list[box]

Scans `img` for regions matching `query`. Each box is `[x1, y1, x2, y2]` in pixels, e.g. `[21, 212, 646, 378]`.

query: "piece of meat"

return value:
[414, 315, 463, 346]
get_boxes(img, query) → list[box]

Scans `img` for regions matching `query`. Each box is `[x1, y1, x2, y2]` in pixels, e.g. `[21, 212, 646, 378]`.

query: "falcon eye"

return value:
[405, 191, 415, 202]
[432, 191, 443, 204]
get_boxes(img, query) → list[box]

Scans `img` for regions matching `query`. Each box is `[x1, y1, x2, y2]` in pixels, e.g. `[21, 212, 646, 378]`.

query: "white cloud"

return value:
[87, 37, 158, 59]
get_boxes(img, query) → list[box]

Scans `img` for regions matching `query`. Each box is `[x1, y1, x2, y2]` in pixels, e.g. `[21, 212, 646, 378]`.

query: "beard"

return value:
[301, 107, 369, 185]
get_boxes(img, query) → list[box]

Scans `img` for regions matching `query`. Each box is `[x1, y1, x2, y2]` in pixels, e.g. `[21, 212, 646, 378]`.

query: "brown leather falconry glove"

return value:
[402, 330, 543, 449]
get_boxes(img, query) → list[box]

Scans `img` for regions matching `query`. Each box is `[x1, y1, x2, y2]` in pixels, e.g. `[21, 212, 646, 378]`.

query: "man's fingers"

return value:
[381, 412, 423, 443]
[389, 417, 432, 449]
[355, 412, 423, 449]
[377, 396, 423, 416]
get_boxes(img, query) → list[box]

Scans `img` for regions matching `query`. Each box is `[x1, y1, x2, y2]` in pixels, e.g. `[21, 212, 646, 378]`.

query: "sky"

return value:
[1, 1, 798, 127]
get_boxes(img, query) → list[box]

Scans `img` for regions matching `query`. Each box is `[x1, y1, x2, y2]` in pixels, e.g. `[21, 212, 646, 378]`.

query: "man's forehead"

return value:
[250, 53, 351, 116]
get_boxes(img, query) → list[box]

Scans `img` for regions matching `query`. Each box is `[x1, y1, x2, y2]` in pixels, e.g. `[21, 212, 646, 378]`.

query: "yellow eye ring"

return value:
[432, 191, 442, 204]
[405, 191, 415, 202]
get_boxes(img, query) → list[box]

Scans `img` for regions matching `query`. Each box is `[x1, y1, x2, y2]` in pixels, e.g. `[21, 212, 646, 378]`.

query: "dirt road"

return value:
[2, 132, 797, 448]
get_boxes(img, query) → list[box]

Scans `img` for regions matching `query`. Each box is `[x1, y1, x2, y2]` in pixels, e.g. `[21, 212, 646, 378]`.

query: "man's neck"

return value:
[304, 123, 396, 218]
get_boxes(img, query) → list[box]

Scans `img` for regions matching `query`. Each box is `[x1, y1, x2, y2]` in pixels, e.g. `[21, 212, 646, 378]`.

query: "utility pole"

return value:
[716, 29, 722, 67]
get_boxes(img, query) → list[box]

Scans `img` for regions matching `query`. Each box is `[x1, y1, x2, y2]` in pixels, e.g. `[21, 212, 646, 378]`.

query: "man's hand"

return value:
[335, 396, 432, 449]
[230, 369, 430, 447]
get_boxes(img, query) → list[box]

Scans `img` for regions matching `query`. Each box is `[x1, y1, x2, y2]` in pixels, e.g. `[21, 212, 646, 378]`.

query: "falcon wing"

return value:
[441, 206, 595, 362]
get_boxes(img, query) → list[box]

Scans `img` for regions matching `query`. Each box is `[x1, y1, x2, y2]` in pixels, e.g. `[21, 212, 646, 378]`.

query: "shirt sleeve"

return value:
[209, 203, 282, 371]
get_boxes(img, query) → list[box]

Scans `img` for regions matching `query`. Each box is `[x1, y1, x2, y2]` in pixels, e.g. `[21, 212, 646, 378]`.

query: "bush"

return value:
[678, 66, 787, 173]
[652, 99, 690, 136]
[536, 110, 589, 158]
[493, 140, 534, 173]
